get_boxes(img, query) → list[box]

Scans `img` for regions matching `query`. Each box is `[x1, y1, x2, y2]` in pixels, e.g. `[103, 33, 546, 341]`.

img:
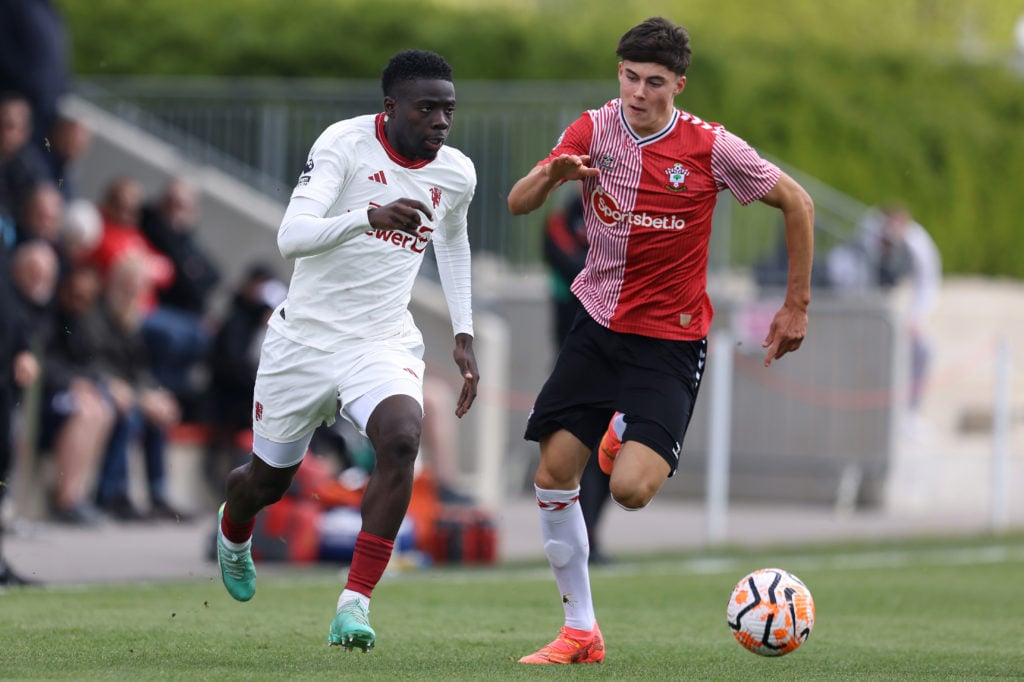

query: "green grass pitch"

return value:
[2, 534, 1023, 680]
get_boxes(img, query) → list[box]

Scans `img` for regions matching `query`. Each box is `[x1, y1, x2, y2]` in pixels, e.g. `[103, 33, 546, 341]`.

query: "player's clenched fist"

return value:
[368, 198, 434, 235]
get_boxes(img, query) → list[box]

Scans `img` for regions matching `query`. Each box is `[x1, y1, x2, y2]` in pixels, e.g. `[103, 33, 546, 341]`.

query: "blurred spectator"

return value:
[140, 178, 221, 315]
[0, 93, 49, 233]
[89, 177, 173, 298]
[10, 240, 109, 525]
[14, 182, 63, 249]
[139, 178, 219, 415]
[542, 189, 611, 564]
[89, 177, 209, 417]
[37, 263, 114, 525]
[43, 115, 91, 200]
[0, 0, 70, 158]
[60, 198, 102, 265]
[87, 255, 187, 521]
[543, 188, 588, 346]
[0, 230, 37, 584]
[204, 263, 284, 493]
[828, 204, 942, 418]
[9, 239, 58, 342]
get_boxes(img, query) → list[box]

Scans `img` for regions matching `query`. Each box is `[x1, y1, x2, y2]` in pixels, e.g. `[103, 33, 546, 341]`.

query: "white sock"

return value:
[218, 528, 251, 553]
[338, 589, 370, 612]
[535, 485, 596, 631]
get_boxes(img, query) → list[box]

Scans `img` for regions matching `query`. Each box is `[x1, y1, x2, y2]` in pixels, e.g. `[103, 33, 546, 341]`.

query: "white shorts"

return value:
[251, 326, 425, 468]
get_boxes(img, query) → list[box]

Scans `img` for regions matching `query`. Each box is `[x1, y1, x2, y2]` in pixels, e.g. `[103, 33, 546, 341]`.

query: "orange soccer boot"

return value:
[597, 413, 623, 475]
[518, 623, 605, 665]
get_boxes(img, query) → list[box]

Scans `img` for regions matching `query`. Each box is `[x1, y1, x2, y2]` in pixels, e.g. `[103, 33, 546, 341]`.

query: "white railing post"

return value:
[474, 311, 508, 510]
[706, 327, 735, 546]
[991, 338, 1011, 531]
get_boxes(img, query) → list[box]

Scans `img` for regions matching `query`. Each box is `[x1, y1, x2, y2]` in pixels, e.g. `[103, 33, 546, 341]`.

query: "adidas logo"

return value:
[368, 170, 387, 184]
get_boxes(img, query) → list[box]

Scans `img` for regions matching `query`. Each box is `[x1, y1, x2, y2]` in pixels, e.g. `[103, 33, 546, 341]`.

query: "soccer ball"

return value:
[726, 567, 815, 657]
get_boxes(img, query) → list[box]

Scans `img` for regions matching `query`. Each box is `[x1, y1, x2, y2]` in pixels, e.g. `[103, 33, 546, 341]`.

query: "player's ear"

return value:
[383, 96, 397, 117]
[674, 76, 687, 96]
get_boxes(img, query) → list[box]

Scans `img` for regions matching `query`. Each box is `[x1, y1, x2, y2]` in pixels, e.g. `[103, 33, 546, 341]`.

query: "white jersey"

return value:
[269, 113, 476, 351]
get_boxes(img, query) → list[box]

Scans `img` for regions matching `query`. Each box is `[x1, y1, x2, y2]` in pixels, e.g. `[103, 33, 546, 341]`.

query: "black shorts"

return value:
[525, 310, 706, 476]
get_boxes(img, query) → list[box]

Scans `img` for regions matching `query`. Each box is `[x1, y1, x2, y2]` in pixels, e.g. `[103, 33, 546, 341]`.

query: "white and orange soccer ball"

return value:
[726, 567, 815, 657]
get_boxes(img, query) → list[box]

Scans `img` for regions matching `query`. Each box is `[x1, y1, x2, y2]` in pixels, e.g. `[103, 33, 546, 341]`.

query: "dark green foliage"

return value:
[55, 0, 1024, 276]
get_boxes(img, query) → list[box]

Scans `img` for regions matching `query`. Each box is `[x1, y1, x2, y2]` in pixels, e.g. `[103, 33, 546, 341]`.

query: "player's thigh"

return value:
[252, 328, 339, 465]
[610, 440, 672, 503]
[339, 338, 425, 439]
[617, 336, 706, 477]
[525, 314, 619, 449]
[536, 428, 592, 489]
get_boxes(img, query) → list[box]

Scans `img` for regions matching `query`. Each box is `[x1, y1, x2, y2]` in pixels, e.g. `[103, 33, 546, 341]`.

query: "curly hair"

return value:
[381, 50, 453, 97]
[616, 17, 691, 76]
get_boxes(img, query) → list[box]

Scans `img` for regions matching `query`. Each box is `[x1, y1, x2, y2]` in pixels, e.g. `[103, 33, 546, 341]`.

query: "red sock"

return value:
[220, 504, 256, 544]
[344, 531, 395, 598]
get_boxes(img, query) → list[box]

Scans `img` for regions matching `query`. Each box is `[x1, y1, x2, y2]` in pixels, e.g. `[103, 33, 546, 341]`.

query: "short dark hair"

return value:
[381, 50, 453, 97]
[616, 17, 691, 76]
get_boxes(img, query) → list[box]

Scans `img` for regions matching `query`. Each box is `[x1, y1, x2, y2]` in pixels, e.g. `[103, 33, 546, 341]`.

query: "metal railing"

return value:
[75, 76, 866, 269]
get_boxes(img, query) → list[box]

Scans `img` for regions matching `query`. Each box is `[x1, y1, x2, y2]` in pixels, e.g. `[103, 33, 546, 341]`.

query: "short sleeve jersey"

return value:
[546, 99, 780, 341]
[270, 113, 476, 350]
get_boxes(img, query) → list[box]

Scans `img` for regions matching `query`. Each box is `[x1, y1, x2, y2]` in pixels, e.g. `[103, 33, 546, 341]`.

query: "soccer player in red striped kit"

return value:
[508, 17, 814, 664]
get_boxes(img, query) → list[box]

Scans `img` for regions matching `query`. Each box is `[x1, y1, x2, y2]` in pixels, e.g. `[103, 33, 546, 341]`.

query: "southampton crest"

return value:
[664, 163, 690, 192]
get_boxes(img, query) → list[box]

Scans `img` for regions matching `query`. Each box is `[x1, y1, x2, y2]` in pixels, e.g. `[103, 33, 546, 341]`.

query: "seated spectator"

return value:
[139, 178, 219, 416]
[0, 93, 48, 240]
[43, 115, 91, 201]
[37, 263, 115, 524]
[1, 220, 37, 583]
[9, 239, 58, 342]
[87, 177, 173, 296]
[86, 254, 188, 521]
[59, 198, 102, 265]
[89, 177, 208, 416]
[204, 262, 284, 493]
[14, 182, 63, 250]
[140, 177, 221, 316]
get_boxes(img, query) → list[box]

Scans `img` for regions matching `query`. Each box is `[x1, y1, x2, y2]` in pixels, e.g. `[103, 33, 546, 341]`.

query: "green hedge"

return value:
[57, 0, 1024, 277]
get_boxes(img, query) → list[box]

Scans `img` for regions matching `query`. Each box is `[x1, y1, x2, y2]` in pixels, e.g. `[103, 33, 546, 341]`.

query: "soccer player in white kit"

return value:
[508, 18, 814, 664]
[215, 50, 479, 653]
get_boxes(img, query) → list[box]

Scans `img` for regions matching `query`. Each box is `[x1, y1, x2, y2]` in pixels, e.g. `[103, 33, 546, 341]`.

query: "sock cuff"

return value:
[345, 531, 396, 598]
[220, 504, 256, 544]
[355, 530, 395, 552]
[534, 485, 581, 511]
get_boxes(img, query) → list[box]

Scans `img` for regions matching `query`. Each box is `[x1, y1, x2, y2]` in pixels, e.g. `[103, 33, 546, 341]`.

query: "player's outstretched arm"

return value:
[759, 172, 814, 366]
[452, 332, 478, 418]
[507, 155, 599, 215]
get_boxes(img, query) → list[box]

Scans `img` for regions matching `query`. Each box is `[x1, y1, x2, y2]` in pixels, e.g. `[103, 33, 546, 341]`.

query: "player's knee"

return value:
[609, 479, 656, 510]
[231, 463, 293, 506]
[533, 469, 578, 491]
[373, 428, 421, 468]
[543, 539, 575, 568]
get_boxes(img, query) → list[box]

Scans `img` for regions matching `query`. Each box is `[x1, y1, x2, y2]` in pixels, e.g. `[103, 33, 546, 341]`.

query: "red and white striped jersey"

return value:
[542, 99, 780, 341]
